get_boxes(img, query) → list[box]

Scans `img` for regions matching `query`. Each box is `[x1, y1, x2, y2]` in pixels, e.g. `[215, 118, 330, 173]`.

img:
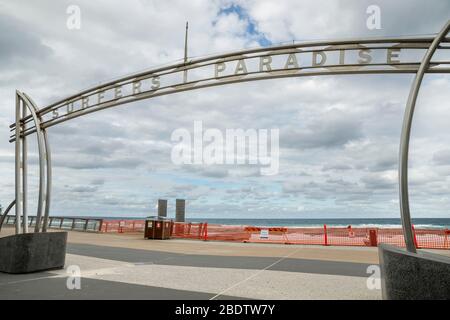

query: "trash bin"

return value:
[145, 219, 172, 239]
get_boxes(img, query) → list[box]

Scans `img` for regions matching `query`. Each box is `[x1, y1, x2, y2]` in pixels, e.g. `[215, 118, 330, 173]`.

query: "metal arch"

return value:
[9, 66, 450, 140]
[399, 21, 450, 253]
[9, 35, 450, 138]
[0, 200, 16, 232]
[22, 36, 446, 115]
[41, 129, 52, 232]
[7, 23, 450, 245]
[23, 92, 52, 233]
[17, 91, 47, 233]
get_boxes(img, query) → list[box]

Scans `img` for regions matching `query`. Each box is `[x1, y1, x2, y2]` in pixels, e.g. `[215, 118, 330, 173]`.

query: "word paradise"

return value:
[214, 47, 402, 77]
[46, 47, 409, 123]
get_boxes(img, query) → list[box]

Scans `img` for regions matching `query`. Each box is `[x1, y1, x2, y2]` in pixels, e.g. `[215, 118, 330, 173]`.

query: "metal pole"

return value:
[22, 98, 28, 233]
[42, 129, 52, 232]
[14, 91, 22, 234]
[399, 20, 450, 253]
[183, 21, 188, 83]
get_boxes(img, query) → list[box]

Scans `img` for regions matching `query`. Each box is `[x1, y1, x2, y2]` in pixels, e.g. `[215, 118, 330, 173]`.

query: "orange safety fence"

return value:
[244, 226, 289, 244]
[100, 220, 145, 233]
[171, 222, 207, 239]
[205, 224, 253, 241]
[99, 220, 450, 250]
[377, 228, 406, 247]
[412, 227, 450, 249]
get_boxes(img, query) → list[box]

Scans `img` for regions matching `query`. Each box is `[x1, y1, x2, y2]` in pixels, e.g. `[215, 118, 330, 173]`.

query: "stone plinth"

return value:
[0, 232, 67, 274]
[379, 243, 450, 300]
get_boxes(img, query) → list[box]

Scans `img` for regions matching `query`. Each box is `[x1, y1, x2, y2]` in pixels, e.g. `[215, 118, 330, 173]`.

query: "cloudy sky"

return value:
[1, 0, 450, 219]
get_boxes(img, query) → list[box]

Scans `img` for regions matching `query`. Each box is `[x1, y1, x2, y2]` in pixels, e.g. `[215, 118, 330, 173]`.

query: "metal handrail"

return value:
[1, 215, 103, 232]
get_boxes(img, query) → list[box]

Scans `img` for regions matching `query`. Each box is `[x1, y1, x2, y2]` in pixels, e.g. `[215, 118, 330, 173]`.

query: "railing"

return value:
[2, 215, 103, 232]
[100, 220, 450, 250]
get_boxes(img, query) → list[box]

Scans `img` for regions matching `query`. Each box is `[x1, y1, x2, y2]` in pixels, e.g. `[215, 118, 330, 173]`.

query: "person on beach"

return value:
[347, 225, 355, 238]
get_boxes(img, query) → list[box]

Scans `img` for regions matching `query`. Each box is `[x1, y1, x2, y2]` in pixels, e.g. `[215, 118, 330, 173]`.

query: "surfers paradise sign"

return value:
[13, 36, 450, 133]
[6, 21, 450, 253]
[50, 47, 403, 121]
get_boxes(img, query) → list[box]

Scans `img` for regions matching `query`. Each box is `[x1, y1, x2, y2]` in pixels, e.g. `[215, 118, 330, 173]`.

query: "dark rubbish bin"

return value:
[145, 219, 173, 239]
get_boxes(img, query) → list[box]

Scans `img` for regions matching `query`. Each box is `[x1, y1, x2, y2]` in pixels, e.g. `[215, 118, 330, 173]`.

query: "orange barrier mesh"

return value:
[171, 222, 206, 239]
[205, 224, 251, 241]
[99, 220, 450, 250]
[100, 220, 145, 233]
[414, 228, 450, 249]
[326, 227, 369, 246]
[377, 228, 406, 247]
[244, 227, 290, 244]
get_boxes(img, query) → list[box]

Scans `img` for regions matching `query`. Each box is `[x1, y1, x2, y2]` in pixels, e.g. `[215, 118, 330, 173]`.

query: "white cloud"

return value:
[0, 0, 450, 218]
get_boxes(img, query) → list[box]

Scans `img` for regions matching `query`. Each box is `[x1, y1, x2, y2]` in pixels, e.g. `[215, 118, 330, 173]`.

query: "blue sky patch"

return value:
[217, 4, 272, 47]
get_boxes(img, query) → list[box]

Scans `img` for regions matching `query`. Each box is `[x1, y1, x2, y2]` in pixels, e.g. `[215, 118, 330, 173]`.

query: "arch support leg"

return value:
[15, 92, 48, 233]
[22, 98, 28, 233]
[14, 91, 22, 234]
[399, 21, 450, 253]
[42, 130, 52, 232]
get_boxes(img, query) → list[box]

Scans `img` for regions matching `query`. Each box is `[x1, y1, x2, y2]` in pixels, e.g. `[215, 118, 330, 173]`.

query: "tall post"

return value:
[183, 21, 188, 83]
[14, 91, 22, 234]
[157, 199, 167, 218]
[175, 199, 185, 222]
[22, 98, 28, 233]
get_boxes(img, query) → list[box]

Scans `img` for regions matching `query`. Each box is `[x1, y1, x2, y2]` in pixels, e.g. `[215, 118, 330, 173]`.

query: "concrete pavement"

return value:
[0, 228, 386, 299]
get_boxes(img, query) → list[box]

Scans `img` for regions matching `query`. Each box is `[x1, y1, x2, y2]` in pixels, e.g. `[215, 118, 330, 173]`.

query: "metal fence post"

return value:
[198, 223, 203, 239]
[203, 222, 208, 241]
[412, 225, 419, 248]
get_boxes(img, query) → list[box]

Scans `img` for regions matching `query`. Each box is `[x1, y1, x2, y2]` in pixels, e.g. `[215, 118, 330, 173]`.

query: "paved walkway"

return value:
[0, 228, 396, 299]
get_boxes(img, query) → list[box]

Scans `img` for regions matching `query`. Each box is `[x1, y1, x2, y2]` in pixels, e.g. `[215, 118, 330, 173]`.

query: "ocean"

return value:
[83, 216, 450, 229]
[187, 218, 450, 229]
